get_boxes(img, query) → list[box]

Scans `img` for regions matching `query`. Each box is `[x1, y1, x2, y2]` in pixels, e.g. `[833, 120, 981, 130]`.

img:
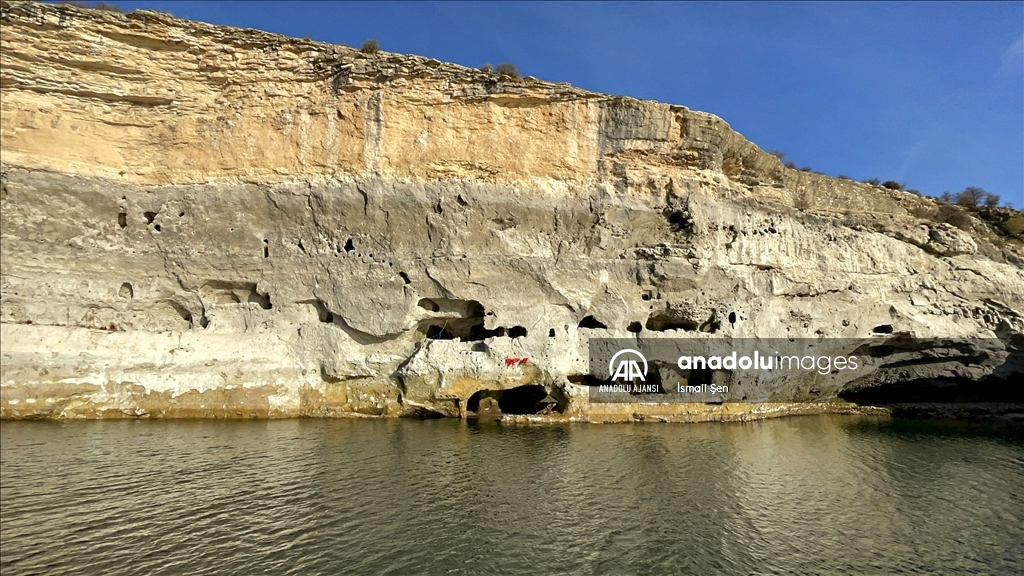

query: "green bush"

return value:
[1002, 216, 1024, 237]
[983, 193, 1001, 208]
[360, 39, 380, 54]
[882, 181, 904, 190]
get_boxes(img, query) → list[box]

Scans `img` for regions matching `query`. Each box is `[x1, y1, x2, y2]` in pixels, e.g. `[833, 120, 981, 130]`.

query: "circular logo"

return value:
[609, 349, 648, 381]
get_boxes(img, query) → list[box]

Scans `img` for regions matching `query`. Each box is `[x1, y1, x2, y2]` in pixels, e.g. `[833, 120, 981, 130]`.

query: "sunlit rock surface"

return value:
[2, 1, 1022, 420]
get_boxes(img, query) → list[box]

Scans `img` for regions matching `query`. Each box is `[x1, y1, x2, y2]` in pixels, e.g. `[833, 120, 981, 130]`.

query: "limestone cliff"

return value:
[2, 1, 1022, 421]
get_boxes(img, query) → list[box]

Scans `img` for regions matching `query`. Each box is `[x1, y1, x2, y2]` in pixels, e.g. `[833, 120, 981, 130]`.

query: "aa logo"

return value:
[609, 349, 648, 382]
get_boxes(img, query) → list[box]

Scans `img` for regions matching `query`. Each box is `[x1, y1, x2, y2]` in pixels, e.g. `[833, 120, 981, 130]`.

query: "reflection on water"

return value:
[1, 416, 1022, 575]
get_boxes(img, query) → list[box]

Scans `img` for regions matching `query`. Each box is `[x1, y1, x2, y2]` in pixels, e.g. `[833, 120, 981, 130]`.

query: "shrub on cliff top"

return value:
[496, 62, 520, 78]
[479, 63, 493, 73]
[360, 39, 380, 54]
[863, 178, 881, 186]
[882, 181, 904, 190]
[984, 193, 1001, 208]
[93, 2, 124, 12]
[955, 187, 986, 207]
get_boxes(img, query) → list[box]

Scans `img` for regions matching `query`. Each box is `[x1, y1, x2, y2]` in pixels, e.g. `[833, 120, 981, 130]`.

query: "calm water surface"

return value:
[2, 416, 1022, 575]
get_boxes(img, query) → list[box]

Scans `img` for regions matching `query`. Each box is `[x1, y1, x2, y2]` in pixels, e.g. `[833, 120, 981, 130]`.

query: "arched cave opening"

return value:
[873, 325, 894, 334]
[417, 299, 500, 341]
[118, 282, 134, 299]
[466, 385, 556, 417]
[508, 326, 527, 338]
[118, 212, 127, 229]
[626, 321, 642, 333]
[578, 315, 607, 329]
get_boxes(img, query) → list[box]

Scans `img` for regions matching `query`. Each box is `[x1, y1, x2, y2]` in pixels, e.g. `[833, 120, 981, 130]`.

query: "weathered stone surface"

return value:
[1, 1, 1022, 420]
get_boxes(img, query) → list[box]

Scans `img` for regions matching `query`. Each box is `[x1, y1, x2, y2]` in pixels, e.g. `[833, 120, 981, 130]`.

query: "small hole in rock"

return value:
[399, 272, 411, 284]
[873, 324, 894, 334]
[153, 224, 161, 232]
[578, 315, 607, 329]
[344, 238, 355, 252]
[263, 239, 269, 258]
[179, 212, 185, 217]
[728, 312, 736, 324]
[548, 328, 555, 337]
[144, 211, 157, 224]
[509, 326, 527, 338]
[118, 213, 127, 229]
[627, 321, 642, 333]
[118, 282, 133, 299]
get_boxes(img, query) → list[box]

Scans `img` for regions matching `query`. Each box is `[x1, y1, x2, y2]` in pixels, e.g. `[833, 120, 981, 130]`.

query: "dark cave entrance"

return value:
[465, 385, 559, 417]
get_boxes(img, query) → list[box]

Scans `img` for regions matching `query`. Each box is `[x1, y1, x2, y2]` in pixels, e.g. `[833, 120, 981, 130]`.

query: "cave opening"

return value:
[663, 208, 693, 234]
[626, 321, 642, 333]
[873, 325, 894, 334]
[118, 282, 134, 299]
[144, 211, 157, 224]
[247, 289, 272, 310]
[417, 298, 502, 341]
[118, 212, 127, 229]
[578, 315, 607, 329]
[466, 385, 556, 417]
[508, 326, 527, 338]
[645, 315, 698, 332]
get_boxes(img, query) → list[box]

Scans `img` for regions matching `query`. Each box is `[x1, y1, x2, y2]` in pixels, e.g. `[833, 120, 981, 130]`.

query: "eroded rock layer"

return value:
[2, 1, 1022, 420]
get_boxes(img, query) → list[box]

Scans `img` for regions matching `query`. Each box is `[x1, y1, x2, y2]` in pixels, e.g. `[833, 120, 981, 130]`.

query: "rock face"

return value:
[2, 2, 1022, 420]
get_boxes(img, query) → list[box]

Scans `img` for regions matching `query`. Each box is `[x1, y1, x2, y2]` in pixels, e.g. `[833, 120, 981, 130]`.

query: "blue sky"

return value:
[99, 1, 1022, 207]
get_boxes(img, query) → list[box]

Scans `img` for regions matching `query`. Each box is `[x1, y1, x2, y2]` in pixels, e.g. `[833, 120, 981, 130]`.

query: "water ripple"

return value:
[2, 416, 1022, 575]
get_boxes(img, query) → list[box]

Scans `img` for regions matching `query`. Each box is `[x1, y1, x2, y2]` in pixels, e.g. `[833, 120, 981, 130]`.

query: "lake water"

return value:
[1, 416, 1022, 575]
